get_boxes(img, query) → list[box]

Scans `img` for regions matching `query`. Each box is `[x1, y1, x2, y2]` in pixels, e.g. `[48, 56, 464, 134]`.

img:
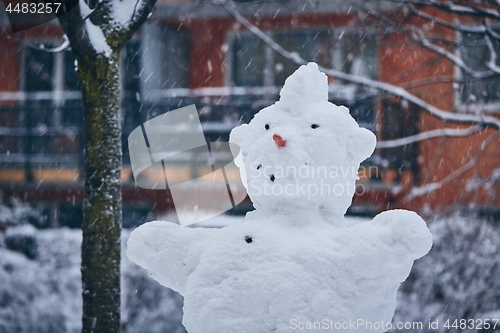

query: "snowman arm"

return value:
[370, 209, 433, 259]
[127, 221, 214, 294]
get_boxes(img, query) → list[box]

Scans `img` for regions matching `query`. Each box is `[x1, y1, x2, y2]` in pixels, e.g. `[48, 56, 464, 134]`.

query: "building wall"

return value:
[0, 3, 499, 219]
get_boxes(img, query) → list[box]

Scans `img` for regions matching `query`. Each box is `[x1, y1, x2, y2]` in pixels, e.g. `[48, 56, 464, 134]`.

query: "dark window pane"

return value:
[141, 26, 191, 93]
[26, 103, 53, 128]
[24, 47, 54, 92]
[381, 101, 419, 172]
[233, 35, 266, 86]
[64, 50, 81, 91]
[122, 38, 141, 99]
[30, 136, 51, 154]
[53, 135, 79, 154]
[60, 100, 83, 127]
[121, 38, 142, 134]
[0, 110, 19, 127]
[334, 32, 377, 78]
[0, 137, 19, 154]
[164, 28, 190, 89]
[347, 98, 376, 131]
[461, 32, 500, 103]
[59, 204, 83, 229]
[274, 31, 331, 86]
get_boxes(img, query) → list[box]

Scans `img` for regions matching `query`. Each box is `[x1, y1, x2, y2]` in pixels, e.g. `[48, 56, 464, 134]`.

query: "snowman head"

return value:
[230, 63, 376, 222]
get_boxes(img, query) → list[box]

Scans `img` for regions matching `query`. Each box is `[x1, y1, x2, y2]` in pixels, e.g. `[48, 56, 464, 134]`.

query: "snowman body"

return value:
[127, 63, 433, 333]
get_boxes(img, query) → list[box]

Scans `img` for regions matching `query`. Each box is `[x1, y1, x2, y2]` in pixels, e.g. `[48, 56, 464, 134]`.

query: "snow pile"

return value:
[127, 63, 432, 333]
[0, 198, 41, 229]
[0, 227, 82, 333]
[393, 214, 500, 333]
[0, 226, 185, 333]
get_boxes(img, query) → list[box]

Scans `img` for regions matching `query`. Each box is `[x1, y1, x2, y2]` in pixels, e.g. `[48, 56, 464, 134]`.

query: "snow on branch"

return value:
[6, 34, 70, 53]
[406, 131, 500, 200]
[410, 26, 497, 77]
[115, 0, 157, 39]
[376, 125, 483, 148]
[485, 34, 500, 73]
[350, 0, 496, 79]
[406, 3, 487, 34]
[485, 20, 500, 40]
[220, 0, 500, 130]
[58, 0, 157, 58]
[385, 0, 500, 20]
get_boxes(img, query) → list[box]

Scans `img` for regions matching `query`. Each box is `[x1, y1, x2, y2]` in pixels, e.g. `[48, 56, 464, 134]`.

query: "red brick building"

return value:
[0, 0, 499, 227]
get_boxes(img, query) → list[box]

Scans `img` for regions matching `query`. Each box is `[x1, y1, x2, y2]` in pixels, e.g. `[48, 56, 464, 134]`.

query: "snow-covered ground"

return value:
[0, 224, 186, 333]
[0, 213, 499, 333]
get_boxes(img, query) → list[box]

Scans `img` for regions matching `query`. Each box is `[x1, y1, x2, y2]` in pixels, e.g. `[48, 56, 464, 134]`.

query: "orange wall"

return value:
[0, 35, 20, 104]
[379, 9, 500, 212]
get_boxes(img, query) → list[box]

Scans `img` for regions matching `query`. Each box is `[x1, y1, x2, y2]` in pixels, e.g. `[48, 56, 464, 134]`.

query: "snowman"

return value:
[127, 63, 432, 333]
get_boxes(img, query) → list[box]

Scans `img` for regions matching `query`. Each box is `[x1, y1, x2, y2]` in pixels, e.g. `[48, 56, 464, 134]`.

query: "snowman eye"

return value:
[265, 124, 270, 130]
[311, 124, 320, 129]
[245, 235, 253, 243]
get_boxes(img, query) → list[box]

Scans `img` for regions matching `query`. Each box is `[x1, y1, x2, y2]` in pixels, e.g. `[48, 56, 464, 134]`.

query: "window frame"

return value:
[225, 27, 379, 132]
[22, 39, 82, 107]
[226, 27, 378, 89]
[455, 27, 500, 114]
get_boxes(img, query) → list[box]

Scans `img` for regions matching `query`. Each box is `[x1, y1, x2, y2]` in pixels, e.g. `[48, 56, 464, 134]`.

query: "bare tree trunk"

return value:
[56, 0, 156, 331]
[79, 53, 122, 333]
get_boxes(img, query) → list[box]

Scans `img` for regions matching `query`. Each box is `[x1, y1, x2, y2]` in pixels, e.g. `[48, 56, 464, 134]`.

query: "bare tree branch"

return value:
[121, 0, 157, 43]
[399, 76, 463, 89]
[350, 0, 498, 78]
[406, 3, 487, 34]
[220, 0, 500, 130]
[485, 19, 500, 39]
[405, 131, 500, 200]
[6, 34, 70, 53]
[485, 34, 500, 72]
[383, 0, 500, 20]
[377, 125, 483, 148]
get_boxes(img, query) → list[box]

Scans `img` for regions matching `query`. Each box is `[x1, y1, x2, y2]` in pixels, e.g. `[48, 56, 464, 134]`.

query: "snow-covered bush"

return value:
[0, 227, 185, 333]
[0, 227, 81, 333]
[0, 198, 43, 229]
[4, 224, 38, 259]
[393, 214, 500, 332]
[121, 230, 186, 333]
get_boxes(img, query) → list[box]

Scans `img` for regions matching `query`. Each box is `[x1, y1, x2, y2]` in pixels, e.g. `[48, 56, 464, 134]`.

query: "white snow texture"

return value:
[127, 63, 433, 333]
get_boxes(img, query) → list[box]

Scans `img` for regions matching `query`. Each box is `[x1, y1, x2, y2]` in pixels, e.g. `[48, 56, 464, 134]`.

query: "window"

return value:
[381, 101, 420, 174]
[140, 25, 191, 97]
[24, 44, 81, 96]
[231, 29, 377, 87]
[22, 44, 82, 160]
[120, 27, 191, 164]
[460, 32, 500, 105]
[122, 38, 142, 100]
[231, 29, 377, 130]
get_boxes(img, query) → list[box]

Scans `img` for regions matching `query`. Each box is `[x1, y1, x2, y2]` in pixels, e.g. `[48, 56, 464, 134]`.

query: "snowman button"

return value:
[245, 235, 253, 243]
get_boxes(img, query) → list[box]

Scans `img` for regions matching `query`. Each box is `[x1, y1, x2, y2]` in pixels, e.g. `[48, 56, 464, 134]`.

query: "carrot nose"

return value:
[273, 134, 287, 148]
